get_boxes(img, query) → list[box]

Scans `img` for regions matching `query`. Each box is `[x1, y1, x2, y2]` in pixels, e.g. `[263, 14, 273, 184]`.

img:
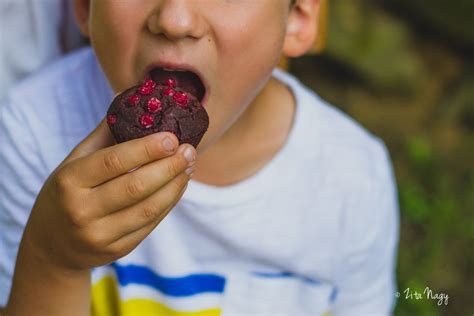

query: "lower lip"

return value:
[200, 91, 209, 108]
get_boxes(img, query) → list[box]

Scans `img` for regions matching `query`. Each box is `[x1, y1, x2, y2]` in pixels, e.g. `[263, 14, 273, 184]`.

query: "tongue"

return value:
[150, 69, 204, 101]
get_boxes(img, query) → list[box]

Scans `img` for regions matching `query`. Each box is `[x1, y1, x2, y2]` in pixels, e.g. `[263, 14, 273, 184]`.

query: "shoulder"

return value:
[275, 70, 398, 245]
[274, 69, 392, 190]
[292, 81, 398, 261]
[315, 99, 392, 191]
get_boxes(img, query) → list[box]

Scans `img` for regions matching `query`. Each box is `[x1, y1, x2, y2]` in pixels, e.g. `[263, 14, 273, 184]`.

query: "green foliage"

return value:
[399, 183, 431, 224]
[407, 137, 432, 166]
[385, 0, 474, 48]
[325, 0, 427, 92]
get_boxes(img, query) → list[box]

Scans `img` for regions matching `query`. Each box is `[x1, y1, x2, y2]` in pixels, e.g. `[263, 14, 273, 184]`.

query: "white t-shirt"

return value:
[0, 48, 399, 316]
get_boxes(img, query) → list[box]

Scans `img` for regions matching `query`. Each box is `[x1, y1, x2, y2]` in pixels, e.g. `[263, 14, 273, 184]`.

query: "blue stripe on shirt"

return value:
[111, 263, 226, 297]
[251, 271, 321, 285]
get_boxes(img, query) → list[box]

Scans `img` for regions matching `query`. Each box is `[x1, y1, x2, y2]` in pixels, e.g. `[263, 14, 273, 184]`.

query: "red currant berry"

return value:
[138, 86, 153, 95]
[144, 79, 156, 89]
[106, 114, 117, 125]
[165, 78, 177, 88]
[139, 114, 154, 128]
[127, 94, 140, 106]
[173, 92, 188, 107]
[163, 88, 175, 96]
[147, 97, 162, 113]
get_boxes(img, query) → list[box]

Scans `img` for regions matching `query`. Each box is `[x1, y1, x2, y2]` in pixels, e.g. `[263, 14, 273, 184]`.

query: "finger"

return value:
[68, 131, 182, 187]
[99, 172, 190, 241]
[89, 144, 195, 214]
[64, 119, 115, 164]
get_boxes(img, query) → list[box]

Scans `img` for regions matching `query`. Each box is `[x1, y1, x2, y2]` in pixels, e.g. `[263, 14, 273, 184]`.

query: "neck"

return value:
[192, 75, 295, 186]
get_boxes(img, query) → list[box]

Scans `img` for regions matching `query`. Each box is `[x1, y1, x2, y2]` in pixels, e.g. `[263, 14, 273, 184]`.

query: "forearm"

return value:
[4, 231, 91, 316]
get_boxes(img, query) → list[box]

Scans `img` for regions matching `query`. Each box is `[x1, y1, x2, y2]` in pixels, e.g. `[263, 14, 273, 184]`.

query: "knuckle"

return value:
[141, 201, 160, 221]
[125, 176, 146, 199]
[68, 206, 89, 228]
[82, 230, 107, 250]
[102, 151, 124, 174]
[165, 159, 180, 176]
[54, 169, 91, 226]
[53, 167, 72, 194]
[143, 138, 159, 161]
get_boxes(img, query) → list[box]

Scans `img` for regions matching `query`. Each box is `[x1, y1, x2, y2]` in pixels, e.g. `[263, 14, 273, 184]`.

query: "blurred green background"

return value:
[289, 0, 473, 315]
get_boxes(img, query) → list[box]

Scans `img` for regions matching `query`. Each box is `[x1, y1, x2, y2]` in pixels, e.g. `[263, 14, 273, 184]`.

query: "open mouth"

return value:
[149, 67, 206, 102]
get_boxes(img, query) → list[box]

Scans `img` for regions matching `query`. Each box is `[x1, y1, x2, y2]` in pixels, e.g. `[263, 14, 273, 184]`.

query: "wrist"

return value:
[6, 231, 91, 315]
[20, 219, 87, 273]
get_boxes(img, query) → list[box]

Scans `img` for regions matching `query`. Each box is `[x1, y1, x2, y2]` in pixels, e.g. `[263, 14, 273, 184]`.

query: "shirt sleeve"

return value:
[0, 96, 48, 306]
[331, 139, 400, 316]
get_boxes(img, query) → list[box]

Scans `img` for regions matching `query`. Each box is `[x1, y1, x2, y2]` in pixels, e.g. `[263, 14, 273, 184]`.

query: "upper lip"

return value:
[143, 61, 209, 102]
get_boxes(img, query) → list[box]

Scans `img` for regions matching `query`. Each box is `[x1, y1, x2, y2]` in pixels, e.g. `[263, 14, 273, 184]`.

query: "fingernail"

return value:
[183, 147, 195, 163]
[163, 137, 175, 152]
[185, 166, 194, 175]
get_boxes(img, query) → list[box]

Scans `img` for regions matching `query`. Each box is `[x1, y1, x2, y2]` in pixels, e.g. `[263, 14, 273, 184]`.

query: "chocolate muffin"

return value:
[107, 78, 209, 148]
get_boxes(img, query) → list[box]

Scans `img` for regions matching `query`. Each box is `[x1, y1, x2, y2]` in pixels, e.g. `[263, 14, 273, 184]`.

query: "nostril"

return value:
[146, 14, 161, 35]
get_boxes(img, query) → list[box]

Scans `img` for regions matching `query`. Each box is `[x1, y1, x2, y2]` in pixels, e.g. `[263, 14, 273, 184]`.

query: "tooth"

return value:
[162, 68, 186, 72]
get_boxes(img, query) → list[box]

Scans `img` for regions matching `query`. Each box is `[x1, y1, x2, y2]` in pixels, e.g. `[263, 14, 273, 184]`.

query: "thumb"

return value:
[64, 118, 116, 164]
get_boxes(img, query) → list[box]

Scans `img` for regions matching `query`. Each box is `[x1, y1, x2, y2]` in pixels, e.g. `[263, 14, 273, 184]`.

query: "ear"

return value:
[283, 0, 321, 57]
[73, 0, 91, 37]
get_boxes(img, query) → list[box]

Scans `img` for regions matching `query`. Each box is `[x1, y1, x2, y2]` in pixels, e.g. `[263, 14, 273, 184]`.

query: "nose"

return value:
[147, 0, 205, 41]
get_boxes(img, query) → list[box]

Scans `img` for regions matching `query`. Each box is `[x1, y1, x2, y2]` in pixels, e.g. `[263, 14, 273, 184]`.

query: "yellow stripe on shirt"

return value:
[91, 275, 221, 316]
[121, 299, 221, 316]
[92, 276, 121, 316]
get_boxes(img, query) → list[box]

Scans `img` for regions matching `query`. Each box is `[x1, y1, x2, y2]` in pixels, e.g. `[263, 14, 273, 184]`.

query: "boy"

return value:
[0, 0, 399, 315]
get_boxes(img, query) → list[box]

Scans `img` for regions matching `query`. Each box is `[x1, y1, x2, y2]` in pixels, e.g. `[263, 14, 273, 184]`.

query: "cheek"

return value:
[200, 8, 286, 149]
[213, 7, 287, 110]
[89, 1, 144, 91]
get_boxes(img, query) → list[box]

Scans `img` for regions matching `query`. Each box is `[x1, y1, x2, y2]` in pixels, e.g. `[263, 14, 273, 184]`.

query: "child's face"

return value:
[77, 0, 317, 151]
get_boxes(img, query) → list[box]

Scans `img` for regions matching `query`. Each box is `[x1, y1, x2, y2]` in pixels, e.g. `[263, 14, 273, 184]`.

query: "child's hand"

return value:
[23, 119, 195, 271]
